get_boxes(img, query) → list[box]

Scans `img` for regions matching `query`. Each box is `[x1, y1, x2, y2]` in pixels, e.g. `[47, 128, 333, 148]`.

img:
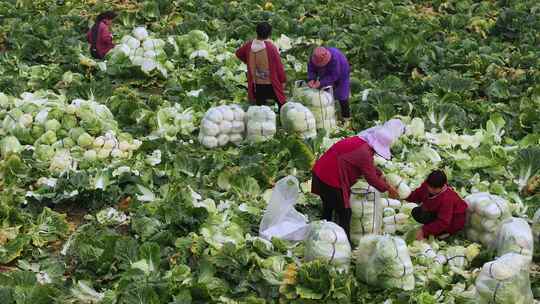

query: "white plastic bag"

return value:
[495, 217, 533, 260]
[475, 253, 533, 304]
[350, 181, 383, 245]
[259, 176, 309, 241]
[304, 220, 351, 272]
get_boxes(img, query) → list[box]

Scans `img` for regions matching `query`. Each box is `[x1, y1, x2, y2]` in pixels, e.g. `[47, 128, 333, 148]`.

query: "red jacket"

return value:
[406, 183, 468, 237]
[235, 40, 287, 104]
[312, 136, 389, 208]
[86, 22, 114, 59]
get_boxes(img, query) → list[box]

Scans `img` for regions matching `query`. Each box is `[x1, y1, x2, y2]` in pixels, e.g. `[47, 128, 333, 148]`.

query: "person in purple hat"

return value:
[307, 47, 351, 127]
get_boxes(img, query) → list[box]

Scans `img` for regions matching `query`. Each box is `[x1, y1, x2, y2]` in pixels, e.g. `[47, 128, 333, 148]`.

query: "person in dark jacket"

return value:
[307, 47, 351, 126]
[406, 170, 468, 240]
[235, 22, 287, 109]
[311, 119, 405, 240]
[87, 11, 117, 59]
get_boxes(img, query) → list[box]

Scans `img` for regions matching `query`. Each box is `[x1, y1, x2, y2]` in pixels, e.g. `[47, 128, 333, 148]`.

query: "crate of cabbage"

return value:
[349, 181, 383, 245]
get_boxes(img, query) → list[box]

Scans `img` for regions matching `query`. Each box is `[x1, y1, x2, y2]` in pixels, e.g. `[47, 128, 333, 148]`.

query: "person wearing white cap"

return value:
[311, 119, 405, 240]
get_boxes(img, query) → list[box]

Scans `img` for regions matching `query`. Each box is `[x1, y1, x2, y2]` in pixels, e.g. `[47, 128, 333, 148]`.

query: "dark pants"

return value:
[312, 174, 352, 242]
[411, 207, 437, 224]
[338, 100, 350, 118]
[255, 84, 279, 104]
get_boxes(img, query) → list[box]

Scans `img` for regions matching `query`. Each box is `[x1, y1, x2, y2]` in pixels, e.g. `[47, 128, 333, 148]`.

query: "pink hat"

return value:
[358, 119, 405, 160]
[312, 47, 331, 67]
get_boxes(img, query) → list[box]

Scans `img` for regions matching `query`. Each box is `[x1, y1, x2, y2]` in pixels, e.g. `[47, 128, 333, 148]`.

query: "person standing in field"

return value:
[87, 11, 117, 59]
[307, 47, 351, 127]
[311, 119, 404, 241]
[235, 22, 287, 110]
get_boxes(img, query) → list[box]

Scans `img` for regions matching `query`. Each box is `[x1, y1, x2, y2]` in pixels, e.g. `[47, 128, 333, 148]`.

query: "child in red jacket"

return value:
[235, 22, 287, 108]
[406, 170, 468, 240]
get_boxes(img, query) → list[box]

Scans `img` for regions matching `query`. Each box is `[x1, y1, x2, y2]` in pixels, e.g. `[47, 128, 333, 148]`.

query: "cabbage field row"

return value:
[0, 0, 539, 303]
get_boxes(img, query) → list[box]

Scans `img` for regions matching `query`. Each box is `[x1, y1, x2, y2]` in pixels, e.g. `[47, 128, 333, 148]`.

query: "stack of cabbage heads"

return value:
[349, 181, 383, 246]
[246, 106, 276, 143]
[199, 105, 245, 148]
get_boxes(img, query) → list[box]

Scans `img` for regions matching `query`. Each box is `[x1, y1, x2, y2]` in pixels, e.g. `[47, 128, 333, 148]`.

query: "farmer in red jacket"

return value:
[235, 22, 287, 109]
[86, 11, 117, 59]
[311, 119, 405, 240]
[406, 170, 468, 240]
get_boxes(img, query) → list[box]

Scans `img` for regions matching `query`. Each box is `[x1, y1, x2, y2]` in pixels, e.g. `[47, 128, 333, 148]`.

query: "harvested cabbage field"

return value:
[1, 0, 540, 303]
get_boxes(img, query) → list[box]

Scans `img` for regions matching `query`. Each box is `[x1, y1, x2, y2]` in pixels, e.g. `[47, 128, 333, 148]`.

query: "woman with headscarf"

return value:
[311, 119, 405, 240]
[87, 11, 117, 59]
[307, 47, 351, 126]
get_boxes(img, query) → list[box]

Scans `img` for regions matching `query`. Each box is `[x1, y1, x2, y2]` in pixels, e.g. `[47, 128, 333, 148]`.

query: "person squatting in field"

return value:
[87, 11, 117, 59]
[406, 170, 469, 240]
[235, 22, 287, 110]
[311, 119, 405, 241]
[307, 46, 351, 127]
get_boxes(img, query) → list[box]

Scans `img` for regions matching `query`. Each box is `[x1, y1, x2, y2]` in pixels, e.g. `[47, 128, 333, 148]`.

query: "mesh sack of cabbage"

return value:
[464, 193, 512, 248]
[349, 181, 383, 246]
[494, 217, 533, 260]
[353, 235, 415, 290]
[385, 174, 412, 199]
[199, 105, 245, 148]
[474, 253, 533, 304]
[245, 106, 276, 143]
[293, 84, 337, 134]
[279, 102, 317, 139]
[304, 221, 351, 272]
[108, 26, 173, 77]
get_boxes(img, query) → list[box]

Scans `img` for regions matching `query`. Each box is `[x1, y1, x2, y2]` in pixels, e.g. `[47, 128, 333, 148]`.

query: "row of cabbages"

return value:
[0, 91, 141, 174]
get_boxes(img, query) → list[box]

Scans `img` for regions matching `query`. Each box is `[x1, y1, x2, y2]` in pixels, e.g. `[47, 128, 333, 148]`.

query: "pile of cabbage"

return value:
[0, 91, 141, 174]
[349, 181, 383, 245]
[464, 193, 512, 247]
[353, 235, 415, 290]
[110, 26, 172, 77]
[198, 105, 245, 148]
[280, 102, 317, 139]
[246, 106, 276, 143]
[474, 253, 533, 304]
[150, 104, 195, 141]
[293, 86, 336, 134]
[304, 221, 351, 272]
